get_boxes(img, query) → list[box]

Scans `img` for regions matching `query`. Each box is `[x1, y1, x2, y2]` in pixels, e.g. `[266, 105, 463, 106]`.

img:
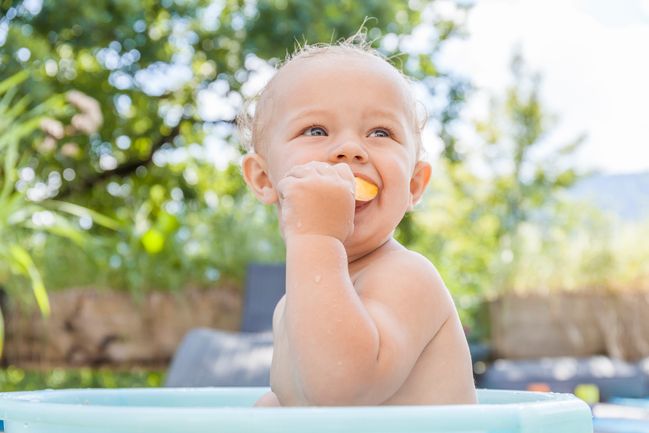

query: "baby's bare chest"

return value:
[270, 291, 475, 405]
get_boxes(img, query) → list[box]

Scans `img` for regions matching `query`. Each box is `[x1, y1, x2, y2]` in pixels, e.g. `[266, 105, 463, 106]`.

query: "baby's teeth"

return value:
[354, 177, 378, 201]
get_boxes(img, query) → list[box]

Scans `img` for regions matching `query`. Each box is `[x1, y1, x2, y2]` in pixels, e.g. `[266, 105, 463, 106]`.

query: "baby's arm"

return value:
[282, 240, 452, 406]
[273, 161, 456, 405]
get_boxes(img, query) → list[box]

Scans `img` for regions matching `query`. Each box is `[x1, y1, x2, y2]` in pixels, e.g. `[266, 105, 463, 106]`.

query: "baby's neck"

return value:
[347, 237, 403, 268]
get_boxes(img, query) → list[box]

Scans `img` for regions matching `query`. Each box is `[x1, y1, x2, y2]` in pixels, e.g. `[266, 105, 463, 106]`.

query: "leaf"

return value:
[0, 307, 4, 359]
[0, 112, 42, 155]
[8, 244, 51, 317]
[0, 129, 20, 202]
[0, 87, 21, 131]
[6, 203, 42, 226]
[46, 201, 121, 231]
[0, 70, 29, 96]
[24, 214, 88, 247]
[3, 94, 31, 123]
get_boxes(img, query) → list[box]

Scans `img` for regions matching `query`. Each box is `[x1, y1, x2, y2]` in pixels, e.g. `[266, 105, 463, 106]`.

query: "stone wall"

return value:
[3, 287, 242, 367]
[490, 290, 649, 361]
[8, 287, 649, 366]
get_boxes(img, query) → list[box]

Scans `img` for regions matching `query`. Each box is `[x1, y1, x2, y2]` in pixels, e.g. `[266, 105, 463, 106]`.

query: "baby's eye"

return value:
[303, 126, 328, 137]
[368, 128, 391, 138]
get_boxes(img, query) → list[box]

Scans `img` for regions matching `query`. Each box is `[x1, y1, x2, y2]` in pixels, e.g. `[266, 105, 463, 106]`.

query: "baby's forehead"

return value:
[260, 52, 417, 123]
[274, 52, 412, 97]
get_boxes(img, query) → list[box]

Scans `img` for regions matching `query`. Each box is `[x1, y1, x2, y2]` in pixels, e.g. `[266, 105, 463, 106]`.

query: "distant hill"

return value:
[568, 171, 649, 221]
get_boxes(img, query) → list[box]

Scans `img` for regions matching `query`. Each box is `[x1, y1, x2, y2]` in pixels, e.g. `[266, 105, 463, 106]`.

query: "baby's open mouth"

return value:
[354, 177, 378, 202]
[354, 177, 377, 212]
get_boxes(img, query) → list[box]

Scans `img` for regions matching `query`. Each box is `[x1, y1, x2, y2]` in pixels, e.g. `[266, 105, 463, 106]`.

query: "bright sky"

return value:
[438, 0, 649, 175]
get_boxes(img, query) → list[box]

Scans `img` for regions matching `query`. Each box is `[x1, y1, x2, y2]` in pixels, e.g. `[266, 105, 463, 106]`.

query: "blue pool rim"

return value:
[609, 397, 649, 407]
[592, 418, 649, 433]
[0, 388, 593, 433]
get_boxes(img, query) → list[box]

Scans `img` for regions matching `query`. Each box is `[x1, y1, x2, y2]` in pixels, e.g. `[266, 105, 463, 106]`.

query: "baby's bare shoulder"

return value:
[355, 248, 455, 332]
[359, 248, 446, 293]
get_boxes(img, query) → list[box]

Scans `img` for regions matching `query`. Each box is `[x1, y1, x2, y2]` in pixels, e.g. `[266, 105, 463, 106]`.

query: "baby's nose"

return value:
[330, 140, 368, 163]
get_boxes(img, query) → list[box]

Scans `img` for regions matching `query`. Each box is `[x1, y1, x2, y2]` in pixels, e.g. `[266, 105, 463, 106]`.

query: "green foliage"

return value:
[0, 0, 649, 352]
[0, 366, 163, 391]
[0, 71, 68, 318]
[475, 53, 585, 293]
[395, 54, 586, 338]
[7, 1, 636, 343]
[0, 70, 119, 356]
[1, 0, 434, 199]
[33, 180, 284, 292]
[1, 0, 469, 296]
[506, 207, 649, 293]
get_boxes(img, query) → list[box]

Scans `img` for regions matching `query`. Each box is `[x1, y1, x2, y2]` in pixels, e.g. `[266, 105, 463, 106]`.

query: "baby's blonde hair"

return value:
[237, 33, 426, 158]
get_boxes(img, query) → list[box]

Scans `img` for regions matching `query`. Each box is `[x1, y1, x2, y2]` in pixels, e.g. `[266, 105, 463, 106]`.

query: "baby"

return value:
[240, 38, 477, 407]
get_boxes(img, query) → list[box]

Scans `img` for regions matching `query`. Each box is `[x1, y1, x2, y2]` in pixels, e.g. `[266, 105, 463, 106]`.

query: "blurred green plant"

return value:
[472, 52, 585, 295]
[1, 0, 470, 296]
[0, 71, 119, 356]
[2, 1, 644, 347]
[1, 71, 64, 355]
[0, 0, 442, 208]
[504, 205, 649, 293]
[396, 53, 586, 338]
[31, 161, 285, 293]
[0, 366, 163, 391]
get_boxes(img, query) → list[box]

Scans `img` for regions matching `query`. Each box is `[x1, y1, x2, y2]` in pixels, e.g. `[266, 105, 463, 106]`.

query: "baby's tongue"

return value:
[354, 177, 378, 202]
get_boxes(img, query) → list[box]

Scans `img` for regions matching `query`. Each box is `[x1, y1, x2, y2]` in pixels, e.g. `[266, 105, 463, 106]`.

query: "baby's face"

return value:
[256, 54, 426, 258]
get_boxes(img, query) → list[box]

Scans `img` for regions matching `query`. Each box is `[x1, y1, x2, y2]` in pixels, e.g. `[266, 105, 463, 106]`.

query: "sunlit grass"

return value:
[0, 366, 164, 392]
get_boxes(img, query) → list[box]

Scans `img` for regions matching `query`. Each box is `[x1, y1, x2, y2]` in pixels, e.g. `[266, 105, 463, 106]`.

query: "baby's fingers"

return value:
[333, 163, 354, 182]
[284, 165, 309, 179]
[285, 161, 330, 179]
[276, 177, 295, 200]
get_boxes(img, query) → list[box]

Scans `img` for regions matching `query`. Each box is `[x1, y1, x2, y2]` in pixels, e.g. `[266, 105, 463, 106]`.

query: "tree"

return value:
[1, 1, 428, 199]
[403, 53, 584, 336]
[476, 52, 584, 292]
[1, 1, 471, 291]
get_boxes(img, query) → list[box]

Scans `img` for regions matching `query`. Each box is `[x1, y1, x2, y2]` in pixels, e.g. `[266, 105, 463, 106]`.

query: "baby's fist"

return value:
[277, 162, 355, 242]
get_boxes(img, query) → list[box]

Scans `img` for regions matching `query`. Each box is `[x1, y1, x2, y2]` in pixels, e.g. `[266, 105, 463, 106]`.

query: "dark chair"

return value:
[165, 263, 285, 387]
[240, 263, 286, 333]
[476, 356, 648, 401]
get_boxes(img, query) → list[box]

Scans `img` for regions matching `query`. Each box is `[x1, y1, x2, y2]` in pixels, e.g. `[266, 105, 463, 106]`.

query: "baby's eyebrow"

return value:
[362, 108, 405, 125]
[285, 107, 332, 125]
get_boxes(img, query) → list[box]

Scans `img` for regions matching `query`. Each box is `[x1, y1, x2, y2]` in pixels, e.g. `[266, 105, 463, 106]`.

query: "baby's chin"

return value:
[343, 228, 396, 263]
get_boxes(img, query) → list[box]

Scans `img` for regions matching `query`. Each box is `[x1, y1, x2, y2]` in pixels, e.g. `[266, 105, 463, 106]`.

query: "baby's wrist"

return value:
[285, 233, 344, 248]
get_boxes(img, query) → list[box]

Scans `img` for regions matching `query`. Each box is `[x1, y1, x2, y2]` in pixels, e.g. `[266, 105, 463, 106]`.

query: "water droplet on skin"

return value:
[314, 275, 321, 283]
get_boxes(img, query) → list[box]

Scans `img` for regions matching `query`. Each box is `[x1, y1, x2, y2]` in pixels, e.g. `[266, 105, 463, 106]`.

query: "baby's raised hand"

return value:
[277, 162, 355, 242]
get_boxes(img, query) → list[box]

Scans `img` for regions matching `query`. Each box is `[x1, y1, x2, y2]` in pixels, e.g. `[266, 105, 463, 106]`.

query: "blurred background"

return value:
[1, 0, 649, 393]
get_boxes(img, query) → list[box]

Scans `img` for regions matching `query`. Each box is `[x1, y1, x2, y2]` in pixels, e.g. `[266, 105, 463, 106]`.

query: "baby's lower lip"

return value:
[355, 200, 372, 211]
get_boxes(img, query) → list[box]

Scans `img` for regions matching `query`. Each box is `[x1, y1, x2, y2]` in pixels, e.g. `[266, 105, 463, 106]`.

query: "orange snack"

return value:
[354, 177, 378, 201]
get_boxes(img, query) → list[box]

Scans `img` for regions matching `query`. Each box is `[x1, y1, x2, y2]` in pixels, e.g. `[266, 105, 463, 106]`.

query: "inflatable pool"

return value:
[0, 388, 592, 433]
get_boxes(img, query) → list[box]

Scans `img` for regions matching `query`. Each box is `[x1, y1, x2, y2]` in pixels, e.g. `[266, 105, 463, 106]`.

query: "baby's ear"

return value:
[241, 153, 278, 204]
[408, 161, 432, 211]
